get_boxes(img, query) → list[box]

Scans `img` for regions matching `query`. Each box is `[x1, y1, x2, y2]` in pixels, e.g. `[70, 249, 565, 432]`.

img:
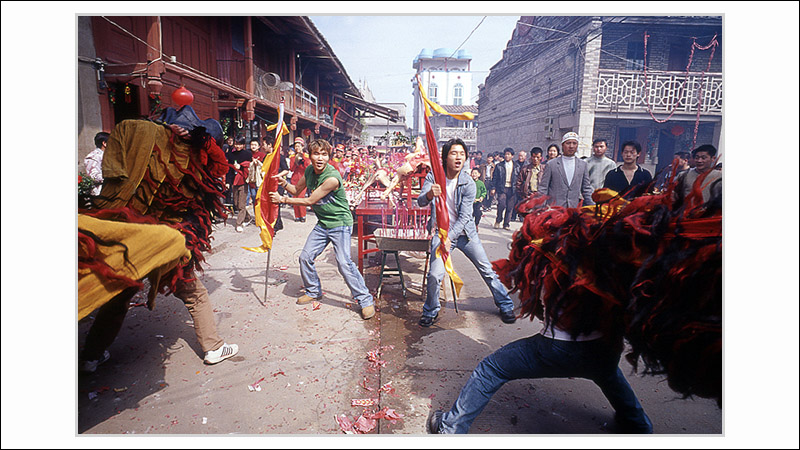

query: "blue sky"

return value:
[310, 15, 521, 124]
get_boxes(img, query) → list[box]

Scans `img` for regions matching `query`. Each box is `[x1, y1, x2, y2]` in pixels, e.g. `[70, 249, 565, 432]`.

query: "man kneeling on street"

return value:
[270, 139, 375, 320]
[417, 138, 516, 327]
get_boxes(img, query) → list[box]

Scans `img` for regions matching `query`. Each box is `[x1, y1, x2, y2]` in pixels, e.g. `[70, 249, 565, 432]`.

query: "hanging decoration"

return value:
[124, 83, 132, 103]
[302, 128, 312, 137]
[107, 87, 116, 105]
[220, 118, 231, 137]
[171, 85, 194, 107]
[671, 125, 685, 136]
[643, 32, 719, 149]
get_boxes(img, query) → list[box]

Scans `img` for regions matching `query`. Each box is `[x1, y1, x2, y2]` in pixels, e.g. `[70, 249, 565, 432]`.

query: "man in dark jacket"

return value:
[603, 140, 652, 200]
[490, 148, 520, 229]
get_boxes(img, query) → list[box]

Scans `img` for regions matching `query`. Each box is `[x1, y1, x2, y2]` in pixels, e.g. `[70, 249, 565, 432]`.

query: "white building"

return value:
[411, 48, 475, 138]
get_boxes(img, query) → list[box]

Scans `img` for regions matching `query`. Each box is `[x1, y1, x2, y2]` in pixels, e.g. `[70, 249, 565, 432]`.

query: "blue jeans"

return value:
[247, 185, 258, 206]
[439, 334, 653, 433]
[423, 233, 514, 318]
[299, 224, 373, 309]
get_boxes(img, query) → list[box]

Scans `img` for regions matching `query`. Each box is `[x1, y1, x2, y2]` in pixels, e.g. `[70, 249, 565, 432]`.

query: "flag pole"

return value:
[264, 248, 272, 302]
[450, 278, 459, 314]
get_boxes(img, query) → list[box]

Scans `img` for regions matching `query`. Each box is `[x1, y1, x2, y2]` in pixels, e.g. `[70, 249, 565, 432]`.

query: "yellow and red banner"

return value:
[417, 75, 464, 296]
[243, 100, 290, 253]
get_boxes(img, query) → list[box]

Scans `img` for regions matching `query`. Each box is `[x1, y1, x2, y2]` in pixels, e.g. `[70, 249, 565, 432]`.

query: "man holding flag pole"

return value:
[267, 139, 376, 320]
[416, 77, 517, 327]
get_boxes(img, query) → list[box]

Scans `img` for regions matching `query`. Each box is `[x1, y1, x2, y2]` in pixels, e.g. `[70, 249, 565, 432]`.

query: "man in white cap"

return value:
[538, 132, 595, 208]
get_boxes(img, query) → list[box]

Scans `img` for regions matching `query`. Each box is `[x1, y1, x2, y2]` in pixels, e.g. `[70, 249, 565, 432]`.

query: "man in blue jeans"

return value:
[417, 138, 516, 327]
[426, 303, 654, 434]
[270, 139, 375, 320]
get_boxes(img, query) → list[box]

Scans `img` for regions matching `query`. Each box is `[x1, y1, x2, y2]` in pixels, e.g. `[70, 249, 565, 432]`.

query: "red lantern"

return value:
[302, 128, 312, 137]
[671, 125, 685, 136]
[172, 85, 194, 107]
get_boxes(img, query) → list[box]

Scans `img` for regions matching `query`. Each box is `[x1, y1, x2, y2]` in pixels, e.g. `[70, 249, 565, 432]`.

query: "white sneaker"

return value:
[235, 226, 243, 232]
[79, 350, 110, 373]
[204, 343, 239, 365]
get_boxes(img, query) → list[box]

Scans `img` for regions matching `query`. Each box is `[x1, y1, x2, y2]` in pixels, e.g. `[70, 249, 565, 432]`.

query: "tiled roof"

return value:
[438, 105, 478, 114]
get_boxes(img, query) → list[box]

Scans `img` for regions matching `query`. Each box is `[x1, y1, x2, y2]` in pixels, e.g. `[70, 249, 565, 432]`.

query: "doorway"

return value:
[617, 127, 638, 162]
[111, 83, 141, 124]
[656, 131, 676, 174]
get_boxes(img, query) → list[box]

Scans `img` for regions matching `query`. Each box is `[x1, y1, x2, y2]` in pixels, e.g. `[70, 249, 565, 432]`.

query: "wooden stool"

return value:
[376, 250, 407, 299]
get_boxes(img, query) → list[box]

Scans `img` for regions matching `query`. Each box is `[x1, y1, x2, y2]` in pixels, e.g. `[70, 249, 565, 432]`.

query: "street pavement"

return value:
[77, 204, 721, 435]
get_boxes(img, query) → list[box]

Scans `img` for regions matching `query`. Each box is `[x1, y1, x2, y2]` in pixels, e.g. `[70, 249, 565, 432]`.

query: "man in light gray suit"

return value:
[538, 132, 595, 208]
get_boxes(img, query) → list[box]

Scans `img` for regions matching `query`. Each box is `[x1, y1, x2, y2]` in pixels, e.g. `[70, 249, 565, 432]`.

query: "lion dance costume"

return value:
[493, 166, 722, 406]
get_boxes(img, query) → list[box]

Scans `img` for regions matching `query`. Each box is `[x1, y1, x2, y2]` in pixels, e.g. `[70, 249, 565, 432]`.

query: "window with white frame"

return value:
[453, 83, 463, 106]
[429, 83, 438, 103]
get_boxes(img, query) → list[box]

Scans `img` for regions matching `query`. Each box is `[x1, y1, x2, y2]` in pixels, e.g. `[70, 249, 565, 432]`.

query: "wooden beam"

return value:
[256, 17, 286, 34]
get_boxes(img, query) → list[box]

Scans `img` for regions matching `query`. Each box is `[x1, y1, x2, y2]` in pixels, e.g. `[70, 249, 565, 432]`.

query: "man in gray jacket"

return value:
[418, 138, 516, 327]
[538, 132, 595, 208]
[586, 138, 617, 192]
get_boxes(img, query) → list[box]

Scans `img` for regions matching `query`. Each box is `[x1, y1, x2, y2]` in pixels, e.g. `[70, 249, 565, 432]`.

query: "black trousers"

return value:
[495, 186, 515, 227]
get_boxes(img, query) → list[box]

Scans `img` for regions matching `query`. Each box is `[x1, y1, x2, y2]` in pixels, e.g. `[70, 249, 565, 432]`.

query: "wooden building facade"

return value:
[78, 16, 393, 165]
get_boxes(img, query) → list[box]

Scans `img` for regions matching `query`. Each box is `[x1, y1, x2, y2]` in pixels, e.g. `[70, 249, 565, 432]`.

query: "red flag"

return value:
[243, 100, 288, 252]
[417, 76, 464, 295]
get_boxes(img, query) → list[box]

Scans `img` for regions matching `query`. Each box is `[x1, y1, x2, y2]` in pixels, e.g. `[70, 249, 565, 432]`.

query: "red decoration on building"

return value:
[171, 85, 194, 107]
[303, 128, 312, 137]
[671, 125, 685, 136]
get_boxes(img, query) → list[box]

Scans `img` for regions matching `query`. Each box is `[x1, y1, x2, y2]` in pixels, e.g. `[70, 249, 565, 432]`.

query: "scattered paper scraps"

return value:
[335, 414, 355, 434]
[351, 398, 376, 407]
[312, 301, 321, 311]
[335, 407, 405, 434]
[248, 377, 266, 392]
[353, 414, 377, 433]
[366, 349, 386, 368]
[88, 386, 110, 399]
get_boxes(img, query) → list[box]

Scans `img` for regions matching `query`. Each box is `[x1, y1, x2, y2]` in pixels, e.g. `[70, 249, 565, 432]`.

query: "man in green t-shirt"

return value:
[270, 139, 375, 320]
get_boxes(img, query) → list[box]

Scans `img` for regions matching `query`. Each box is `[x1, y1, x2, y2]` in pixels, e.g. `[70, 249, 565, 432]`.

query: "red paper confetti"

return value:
[335, 414, 355, 434]
[312, 301, 321, 311]
[353, 414, 377, 433]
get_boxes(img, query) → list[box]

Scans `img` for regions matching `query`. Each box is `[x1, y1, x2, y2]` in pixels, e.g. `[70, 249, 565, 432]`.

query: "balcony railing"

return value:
[596, 69, 722, 115]
[294, 84, 318, 120]
[438, 127, 477, 142]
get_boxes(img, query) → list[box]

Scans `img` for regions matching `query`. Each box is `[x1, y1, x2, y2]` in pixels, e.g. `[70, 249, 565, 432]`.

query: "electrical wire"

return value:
[515, 20, 573, 35]
[448, 16, 487, 59]
[504, 35, 572, 49]
[101, 16, 162, 56]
